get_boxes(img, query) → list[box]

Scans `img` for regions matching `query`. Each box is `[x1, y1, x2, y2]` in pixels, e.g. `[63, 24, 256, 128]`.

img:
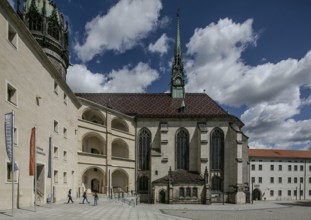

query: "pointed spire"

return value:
[175, 9, 182, 59]
[171, 10, 185, 99]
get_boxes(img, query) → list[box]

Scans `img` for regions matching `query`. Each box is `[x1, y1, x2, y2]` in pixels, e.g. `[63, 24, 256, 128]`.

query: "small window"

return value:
[63, 151, 67, 161]
[258, 177, 262, 183]
[309, 165, 311, 171]
[63, 128, 67, 138]
[288, 190, 291, 196]
[6, 83, 17, 106]
[54, 81, 58, 95]
[309, 177, 311, 184]
[278, 190, 282, 197]
[259, 164, 262, 171]
[54, 170, 58, 183]
[6, 162, 18, 182]
[300, 165, 303, 171]
[54, 146, 58, 158]
[294, 177, 297, 183]
[300, 190, 303, 196]
[251, 177, 255, 183]
[294, 165, 297, 171]
[8, 24, 18, 48]
[270, 190, 274, 197]
[278, 165, 282, 171]
[288, 177, 291, 183]
[54, 120, 58, 133]
[270, 177, 274, 183]
[251, 164, 255, 171]
[270, 165, 274, 171]
[63, 172, 67, 184]
[288, 165, 292, 171]
[179, 187, 184, 198]
[294, 190, 297, 196]
[309, 190, 311, 196]
[300, 177, 303, 183]
[278, 177, 282, 183]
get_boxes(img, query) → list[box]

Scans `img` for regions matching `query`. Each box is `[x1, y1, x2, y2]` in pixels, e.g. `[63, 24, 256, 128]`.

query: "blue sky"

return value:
[9, 0, 311, 150]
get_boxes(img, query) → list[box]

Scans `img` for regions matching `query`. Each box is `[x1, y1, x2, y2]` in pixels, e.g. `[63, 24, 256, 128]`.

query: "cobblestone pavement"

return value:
[0, 198, 310, 220]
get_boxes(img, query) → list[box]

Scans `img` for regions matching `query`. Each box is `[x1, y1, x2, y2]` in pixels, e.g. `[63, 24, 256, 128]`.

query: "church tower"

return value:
[171, 11, 185, 99]
[17, 0, 69, 80]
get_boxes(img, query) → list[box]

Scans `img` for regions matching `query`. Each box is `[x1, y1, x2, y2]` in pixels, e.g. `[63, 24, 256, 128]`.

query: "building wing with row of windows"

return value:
[249, 149, 311, 201]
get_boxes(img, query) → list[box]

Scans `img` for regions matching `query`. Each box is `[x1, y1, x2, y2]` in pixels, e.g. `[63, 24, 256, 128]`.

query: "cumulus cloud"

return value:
[74, 0, 162, 62]
[67, 62, 159, 93]
[184, 18, 311, 149]
[148, 34, 171, 55]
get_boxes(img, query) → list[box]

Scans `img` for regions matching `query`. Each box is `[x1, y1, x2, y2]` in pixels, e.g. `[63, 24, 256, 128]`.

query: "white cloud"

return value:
[74, 0, 162, 62]
[67, 62, 159, 93]
[184, 18, 311, 149]
[148, 34, 171, 55]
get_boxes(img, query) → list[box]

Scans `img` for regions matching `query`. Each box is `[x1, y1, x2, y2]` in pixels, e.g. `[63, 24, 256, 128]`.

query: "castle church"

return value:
[0, 0, 249, 210]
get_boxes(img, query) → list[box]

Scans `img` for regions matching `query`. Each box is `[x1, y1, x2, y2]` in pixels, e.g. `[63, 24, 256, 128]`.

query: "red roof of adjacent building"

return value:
[249, 149, 311, 159]
[76, 93, 241, 121]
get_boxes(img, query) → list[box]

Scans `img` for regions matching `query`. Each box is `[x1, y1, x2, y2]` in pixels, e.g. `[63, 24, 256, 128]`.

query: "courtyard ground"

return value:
[0, 197, 310, 220]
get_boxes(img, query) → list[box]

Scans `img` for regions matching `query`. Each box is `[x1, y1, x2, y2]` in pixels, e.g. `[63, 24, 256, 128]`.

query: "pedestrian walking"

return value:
[94, 192, 98, 206]
[67, 189, 74, 204]
[82, 190, 90, 204]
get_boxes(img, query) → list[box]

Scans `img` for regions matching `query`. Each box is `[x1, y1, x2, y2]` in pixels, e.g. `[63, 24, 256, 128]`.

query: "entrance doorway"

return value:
[159, 190, 166, 203]
[36, 164, 45, 203]
[91, 179, 100, 192]
[252, 188, 262, 200]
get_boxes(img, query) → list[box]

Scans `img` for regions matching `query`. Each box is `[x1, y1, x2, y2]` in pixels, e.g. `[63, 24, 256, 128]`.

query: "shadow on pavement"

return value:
[276, 201, 311, 207]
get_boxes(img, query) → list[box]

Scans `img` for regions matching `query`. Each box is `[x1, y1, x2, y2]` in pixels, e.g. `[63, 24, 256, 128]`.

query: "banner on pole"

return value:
[29, 127, 35, 176]
[47, 136, 52, 178]
[5, 112, 18, 171]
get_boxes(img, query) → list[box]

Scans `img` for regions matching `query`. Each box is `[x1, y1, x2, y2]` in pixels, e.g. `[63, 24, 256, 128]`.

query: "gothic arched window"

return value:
[212, 176, 222, 192]
[176, 129, 189, 170]
[210, 128, 224, 170]
[138, 176, 149, 193]
[139, 128, 151, 170]
[29, 14, 42, 32]
[48, 20, 59, 41]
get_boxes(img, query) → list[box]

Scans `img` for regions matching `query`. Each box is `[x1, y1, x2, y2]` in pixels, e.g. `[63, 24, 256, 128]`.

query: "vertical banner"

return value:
[5, 112, 18, 171]
[29, 127, 35, 176]
[47, 136, 52, 178]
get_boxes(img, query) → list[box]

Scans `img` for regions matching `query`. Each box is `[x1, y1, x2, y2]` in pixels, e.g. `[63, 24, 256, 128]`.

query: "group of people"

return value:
[67, 189, 99, 206]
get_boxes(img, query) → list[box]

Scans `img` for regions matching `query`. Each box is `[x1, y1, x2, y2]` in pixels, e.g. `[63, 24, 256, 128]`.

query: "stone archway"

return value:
[253, 188, 262, 200]
[112, 170, 128, 193]
[82, 167, 105, 193]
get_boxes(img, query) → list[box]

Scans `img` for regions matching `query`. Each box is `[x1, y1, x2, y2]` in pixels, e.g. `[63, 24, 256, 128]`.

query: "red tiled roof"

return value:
[249, 149, 311, 159]
[75, 93, 239, 119]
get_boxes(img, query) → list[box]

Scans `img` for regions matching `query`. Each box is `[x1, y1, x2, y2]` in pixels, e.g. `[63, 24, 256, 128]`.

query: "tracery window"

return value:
[29, 14, 43, 32]
[139, 128, 151, 170]
[211, 128, 224, 170]
[192, 187, 198, 197]
[186, 187, 191, 197]
[176, 129, 189, 170]
[138, 176, 149, 193]
[212, 176, 222, 192]
[48, 20, 59, 40]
